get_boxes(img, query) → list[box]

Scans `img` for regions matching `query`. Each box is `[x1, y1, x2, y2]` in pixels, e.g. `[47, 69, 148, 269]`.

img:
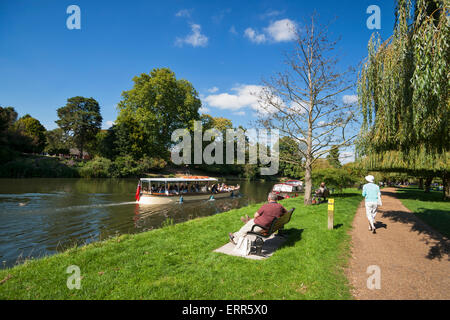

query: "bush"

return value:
[111, 155, 139, 178]
[79, 156, 112, 178]
[0, 156, 79, 178]
[312, 167, 359, 193]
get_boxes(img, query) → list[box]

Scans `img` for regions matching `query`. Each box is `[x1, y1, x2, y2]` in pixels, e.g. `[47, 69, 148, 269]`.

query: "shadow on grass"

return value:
[279, 228, 304, 248]
[381, 209, 450, 261]
[333, 224, 343, 229]
[330, 193, 360, 198]
[386, 187, 447, 203]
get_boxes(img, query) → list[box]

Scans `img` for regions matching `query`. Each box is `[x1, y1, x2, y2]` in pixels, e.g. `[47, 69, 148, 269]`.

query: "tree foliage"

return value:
[45, 128, 71, 155]
[357, 0, 448, 165]
[12, 114, 47, 154]
[115, 68, 201, 160]
[326, 146, 341, 168]
[56, 97, 102, 158]
[356, 0, 449, 197]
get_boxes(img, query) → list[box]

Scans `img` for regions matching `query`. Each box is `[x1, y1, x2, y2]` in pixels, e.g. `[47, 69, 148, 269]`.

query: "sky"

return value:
[0, 0, 397, 162]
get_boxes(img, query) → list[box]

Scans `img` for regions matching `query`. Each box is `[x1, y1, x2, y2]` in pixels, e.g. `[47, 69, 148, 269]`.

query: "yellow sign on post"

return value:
[328, 199, 334, 230]
[328, 198, 334, 211]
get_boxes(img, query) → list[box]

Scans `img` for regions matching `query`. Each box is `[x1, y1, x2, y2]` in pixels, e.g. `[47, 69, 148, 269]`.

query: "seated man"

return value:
[229, 192, 287, 244]
[313, 182, 329, 203]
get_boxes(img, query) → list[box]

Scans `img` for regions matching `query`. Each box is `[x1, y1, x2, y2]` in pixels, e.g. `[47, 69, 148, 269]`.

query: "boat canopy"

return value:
[272, 183, 302, 192]
[140, 177, 218, 183]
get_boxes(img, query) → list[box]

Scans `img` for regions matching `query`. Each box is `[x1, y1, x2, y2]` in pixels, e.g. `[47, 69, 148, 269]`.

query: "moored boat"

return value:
[135, 176, 240, 205]
[271, 182, 303, 199]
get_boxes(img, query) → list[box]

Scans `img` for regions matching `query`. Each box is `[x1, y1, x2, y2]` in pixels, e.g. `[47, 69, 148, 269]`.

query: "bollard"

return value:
[328, 199, 334, 230]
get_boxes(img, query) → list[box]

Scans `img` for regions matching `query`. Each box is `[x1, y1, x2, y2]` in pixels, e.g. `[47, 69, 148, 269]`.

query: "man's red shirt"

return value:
[254, 202, 287, 229]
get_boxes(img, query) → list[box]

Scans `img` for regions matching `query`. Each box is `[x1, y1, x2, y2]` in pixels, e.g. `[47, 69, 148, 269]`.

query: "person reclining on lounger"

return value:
[229, 192, 287, 244]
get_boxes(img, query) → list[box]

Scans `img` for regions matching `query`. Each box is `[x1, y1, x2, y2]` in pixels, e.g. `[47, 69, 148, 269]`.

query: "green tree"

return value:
[0, 106, 18, 138]
[327, 146, 342, 168]
[357, 0, 449, 198]
[92, 128, 118, 159]
[45, 128, 71, 155]
[56, 97, 102, 159]
[115, 68, 201, 159]
[0, 106, 19, 163]
[12, 114, 47, 153]
[276, 136, 304, 178]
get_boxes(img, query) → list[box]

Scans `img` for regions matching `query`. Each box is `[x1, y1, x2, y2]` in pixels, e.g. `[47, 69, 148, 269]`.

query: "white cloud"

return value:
[260, 10, 284, 19]
[264, 19, 297, 42]
[207, 86, 219, 93]
[244, 19, 297, 44]
[175, 9, 192, 18]
[343, 95, 358, 104]
[175, 24, 208, 47]
[204, 84, 283, 115]
[204, 84, 263, 111]
[244, 28, 267, 44]
[233, 111, 246, 116]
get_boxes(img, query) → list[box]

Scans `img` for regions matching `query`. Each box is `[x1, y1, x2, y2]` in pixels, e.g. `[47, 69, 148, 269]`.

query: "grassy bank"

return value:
[0, 190, 362, 299]
[395, 187, 450, 238]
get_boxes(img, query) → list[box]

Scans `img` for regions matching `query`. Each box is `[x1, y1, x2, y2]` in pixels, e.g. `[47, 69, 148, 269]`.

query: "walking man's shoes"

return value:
[372, 228, 376, 234]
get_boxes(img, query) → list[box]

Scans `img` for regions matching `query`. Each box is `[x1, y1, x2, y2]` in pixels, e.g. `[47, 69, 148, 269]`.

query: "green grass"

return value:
[0, 190, 362, 300]
[395, 187, 450, 238]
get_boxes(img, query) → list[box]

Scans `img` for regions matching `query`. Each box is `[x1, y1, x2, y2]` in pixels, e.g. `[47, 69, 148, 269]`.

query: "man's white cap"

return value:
[365, 175, 375, 183]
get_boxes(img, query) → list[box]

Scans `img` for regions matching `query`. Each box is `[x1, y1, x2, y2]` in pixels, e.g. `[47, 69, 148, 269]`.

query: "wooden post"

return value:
[327, 199, 334, 230]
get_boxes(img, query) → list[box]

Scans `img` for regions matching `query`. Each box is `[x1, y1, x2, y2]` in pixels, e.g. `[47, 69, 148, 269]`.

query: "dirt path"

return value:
[346, 187, 450, 300]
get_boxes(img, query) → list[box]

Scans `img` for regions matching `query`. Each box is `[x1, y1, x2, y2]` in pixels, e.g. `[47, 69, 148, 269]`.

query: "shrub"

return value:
[79, 156, 112, 178]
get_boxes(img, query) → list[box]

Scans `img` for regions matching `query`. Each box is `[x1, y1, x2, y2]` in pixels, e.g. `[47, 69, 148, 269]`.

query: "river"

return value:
[0, 178, 275, 268]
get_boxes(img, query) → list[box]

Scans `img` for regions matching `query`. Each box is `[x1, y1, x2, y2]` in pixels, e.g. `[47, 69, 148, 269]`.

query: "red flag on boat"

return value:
[135, 182, 141, 201]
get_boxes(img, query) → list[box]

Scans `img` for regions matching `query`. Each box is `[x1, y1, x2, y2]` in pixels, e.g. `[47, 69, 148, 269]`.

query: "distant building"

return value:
[68, 148, 91, 160]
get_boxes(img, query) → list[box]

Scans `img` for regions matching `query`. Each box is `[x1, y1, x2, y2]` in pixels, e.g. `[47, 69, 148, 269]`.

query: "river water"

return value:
[0, 178, 275, 268]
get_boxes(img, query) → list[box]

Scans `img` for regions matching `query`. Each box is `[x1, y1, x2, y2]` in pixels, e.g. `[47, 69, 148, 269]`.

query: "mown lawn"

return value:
[395, 187, 450, 238]
[0, 189, 362, 300]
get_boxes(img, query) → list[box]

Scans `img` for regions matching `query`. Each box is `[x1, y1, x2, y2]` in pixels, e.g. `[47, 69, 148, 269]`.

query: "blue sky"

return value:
[0, 0, 395, 141]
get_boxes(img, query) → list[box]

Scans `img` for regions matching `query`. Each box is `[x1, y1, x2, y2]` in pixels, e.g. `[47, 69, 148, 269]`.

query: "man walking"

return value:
[362, 175, 382, 234]
[229, 192, 287, 244]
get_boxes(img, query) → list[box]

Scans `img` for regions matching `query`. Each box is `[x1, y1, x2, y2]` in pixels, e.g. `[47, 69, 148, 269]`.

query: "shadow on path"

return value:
[381, 208, 450, 261]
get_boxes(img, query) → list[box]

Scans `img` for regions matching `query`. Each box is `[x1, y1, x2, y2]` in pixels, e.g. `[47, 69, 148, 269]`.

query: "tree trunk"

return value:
[418, 178, 424, 189]
[424, 176, 432, 193]
[304, 156, 313, 205]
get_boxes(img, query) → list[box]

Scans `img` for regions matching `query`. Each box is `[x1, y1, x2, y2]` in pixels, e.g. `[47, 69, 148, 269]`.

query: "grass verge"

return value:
[395, 187, 450, 238]
[0, 189, 362, 299]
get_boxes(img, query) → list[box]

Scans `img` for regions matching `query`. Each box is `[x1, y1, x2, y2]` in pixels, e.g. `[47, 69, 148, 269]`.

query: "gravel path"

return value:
[346, 187, 450, 300]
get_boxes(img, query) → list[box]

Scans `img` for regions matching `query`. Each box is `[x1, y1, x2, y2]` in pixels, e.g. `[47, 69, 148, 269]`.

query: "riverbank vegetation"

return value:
[0, 189, 362, 299]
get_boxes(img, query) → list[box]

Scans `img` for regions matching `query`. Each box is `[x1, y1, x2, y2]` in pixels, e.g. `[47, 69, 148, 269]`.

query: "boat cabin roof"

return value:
[140, 177, 218, 183]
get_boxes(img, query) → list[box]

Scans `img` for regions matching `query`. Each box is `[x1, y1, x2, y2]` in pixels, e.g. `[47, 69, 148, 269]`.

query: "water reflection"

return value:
[0, 178, 274, 268]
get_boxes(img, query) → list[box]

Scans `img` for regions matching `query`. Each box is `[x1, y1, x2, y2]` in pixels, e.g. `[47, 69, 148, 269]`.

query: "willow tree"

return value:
[357, 0, 449, 198]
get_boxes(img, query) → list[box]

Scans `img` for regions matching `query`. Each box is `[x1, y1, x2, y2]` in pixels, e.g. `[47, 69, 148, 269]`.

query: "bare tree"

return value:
[255, 15, 358, 204]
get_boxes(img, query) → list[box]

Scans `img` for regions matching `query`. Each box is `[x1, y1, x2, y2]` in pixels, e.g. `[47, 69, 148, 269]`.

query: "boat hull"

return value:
[137, 190, 237, 205]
